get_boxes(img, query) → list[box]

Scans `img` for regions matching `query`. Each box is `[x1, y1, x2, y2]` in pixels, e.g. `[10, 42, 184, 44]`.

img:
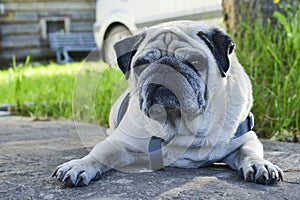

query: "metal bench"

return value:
[48, 32, 97, 64]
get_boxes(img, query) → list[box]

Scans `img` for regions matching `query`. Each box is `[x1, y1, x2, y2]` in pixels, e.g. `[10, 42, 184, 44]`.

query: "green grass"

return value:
[0, 59, 126, 126]
[232, 4, 300, 141]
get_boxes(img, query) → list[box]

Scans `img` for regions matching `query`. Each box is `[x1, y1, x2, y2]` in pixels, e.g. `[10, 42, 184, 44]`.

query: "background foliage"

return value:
[0, 5, 299, 141]
[231, 3, 299, 141]
[0, 60, 126, 125]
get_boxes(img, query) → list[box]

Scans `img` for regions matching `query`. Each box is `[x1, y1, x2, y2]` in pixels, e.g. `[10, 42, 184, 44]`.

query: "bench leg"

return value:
[63, 50, 74, 63]
[56, 49, 74, 64]
[56, 50, 63, 64]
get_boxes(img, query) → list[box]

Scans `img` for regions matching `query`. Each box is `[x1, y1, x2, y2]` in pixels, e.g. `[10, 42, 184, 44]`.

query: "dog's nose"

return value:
[139, 83, 179, 117]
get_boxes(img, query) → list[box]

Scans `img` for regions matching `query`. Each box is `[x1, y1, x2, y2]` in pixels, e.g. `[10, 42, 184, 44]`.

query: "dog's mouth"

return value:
[141, 84, 180, 113]
[137, 56, 208, 120]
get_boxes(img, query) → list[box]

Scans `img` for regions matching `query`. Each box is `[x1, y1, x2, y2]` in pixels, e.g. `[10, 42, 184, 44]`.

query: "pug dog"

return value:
[52, 21, 283, 187]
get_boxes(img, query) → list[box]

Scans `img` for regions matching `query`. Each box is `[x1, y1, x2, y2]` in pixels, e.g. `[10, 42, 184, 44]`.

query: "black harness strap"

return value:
[233, 112, 255, 139]
[116, 92, 130, 127]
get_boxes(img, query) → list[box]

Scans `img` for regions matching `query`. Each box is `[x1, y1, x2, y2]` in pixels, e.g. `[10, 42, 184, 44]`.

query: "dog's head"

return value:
[114, 21, 235, 122]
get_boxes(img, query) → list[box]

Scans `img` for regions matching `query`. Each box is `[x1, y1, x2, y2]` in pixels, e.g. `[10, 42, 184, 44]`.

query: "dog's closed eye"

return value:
[133, 57, 150, 75]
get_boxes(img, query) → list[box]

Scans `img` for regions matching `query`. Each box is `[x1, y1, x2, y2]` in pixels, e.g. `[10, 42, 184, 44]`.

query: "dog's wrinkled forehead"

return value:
[113, 21, 236, 78]
[137, 26, 203, 57]
[143, 31, 190, 53]
[146, 21, 212, 41]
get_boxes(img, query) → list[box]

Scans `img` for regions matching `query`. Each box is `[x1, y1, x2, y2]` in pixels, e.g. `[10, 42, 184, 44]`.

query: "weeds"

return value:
[232, 3, 300, 139]
[0, 60, 125, 125]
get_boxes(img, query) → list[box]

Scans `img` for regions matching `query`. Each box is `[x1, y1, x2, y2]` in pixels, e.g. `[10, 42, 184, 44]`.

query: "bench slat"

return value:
[48, 32, 97, 50]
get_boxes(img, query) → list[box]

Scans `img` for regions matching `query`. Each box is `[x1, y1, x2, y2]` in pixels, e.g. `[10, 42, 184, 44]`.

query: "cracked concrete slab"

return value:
[0, 116, 299, 199]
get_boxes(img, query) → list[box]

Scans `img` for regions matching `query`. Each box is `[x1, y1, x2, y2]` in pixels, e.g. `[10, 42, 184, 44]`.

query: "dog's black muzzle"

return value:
[137, 56, 207, 119]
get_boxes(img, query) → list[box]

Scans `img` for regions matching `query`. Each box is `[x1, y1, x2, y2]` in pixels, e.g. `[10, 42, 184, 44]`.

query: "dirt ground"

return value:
[0, 116, 299, 199]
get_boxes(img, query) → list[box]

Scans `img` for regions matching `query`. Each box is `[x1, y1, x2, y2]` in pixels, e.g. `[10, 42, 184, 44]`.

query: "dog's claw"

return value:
[240, 158, 283, 185]
[75, 176, 85, 187]
[93, 171, 101, 181]
[57, 170, 65, 181]
[62, 173, 70, 182]
[63, 175, 76, 187]
[52, 157, 102, 187]
[51, 168, 58, 177]
[275, 165, 284, 181]
[245, 170, 254, 182]
[256, 172, 268, 184]
[75, 173, 89, 187]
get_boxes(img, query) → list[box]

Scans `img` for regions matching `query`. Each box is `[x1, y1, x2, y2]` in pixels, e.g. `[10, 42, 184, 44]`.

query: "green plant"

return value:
[8, 55, 32, 115]
[0, 61, 126, 126]
[232, 3, 300, 140]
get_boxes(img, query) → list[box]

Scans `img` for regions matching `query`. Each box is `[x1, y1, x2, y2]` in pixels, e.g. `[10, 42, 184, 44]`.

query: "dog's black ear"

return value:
[113, 32, 145, 79]
[197, 29, 235, 77]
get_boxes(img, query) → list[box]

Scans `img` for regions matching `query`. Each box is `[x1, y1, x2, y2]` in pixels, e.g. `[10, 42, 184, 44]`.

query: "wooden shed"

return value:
[0, 0, 96, 67]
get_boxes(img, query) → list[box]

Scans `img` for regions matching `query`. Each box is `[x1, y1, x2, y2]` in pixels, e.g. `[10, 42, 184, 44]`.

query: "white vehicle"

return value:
[93, 0, 222, 64]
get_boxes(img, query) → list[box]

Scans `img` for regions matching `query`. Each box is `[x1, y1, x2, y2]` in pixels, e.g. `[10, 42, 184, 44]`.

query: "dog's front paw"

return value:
[52, 156, 101, 187]
[238, 157, 284, 185]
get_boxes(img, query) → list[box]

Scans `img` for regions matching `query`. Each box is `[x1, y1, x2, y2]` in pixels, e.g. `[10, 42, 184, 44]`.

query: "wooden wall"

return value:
[0, 0, 96, 67]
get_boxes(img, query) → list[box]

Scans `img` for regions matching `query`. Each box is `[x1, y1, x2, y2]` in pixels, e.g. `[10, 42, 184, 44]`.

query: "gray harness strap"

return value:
[148, 137, 164, 170]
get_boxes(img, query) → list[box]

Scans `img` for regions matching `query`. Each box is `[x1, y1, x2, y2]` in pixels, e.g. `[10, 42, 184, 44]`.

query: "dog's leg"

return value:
[223, 133, 283, 185]
[52, 136, 137, 187]
[52, 134, 150, 187]
[52, 110, 151, 187]
[52, 148, 110, 187]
